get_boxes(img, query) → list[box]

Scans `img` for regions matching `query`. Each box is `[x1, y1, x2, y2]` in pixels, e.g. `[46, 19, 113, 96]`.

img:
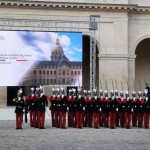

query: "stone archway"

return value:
[135, 38, 150, 91]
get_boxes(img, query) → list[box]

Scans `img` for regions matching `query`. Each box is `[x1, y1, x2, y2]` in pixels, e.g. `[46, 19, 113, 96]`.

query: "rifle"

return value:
[99, 80, 102, 90]
[121, 81, 123, 92]
[111, 79, 114, 92]
[139, 80, 141, 91]
[115, 80, 118, 91]
[105, 80, 108, 91]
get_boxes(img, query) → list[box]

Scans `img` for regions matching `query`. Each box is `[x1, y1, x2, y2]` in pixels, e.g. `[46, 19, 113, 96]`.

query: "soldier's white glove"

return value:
[18, 97, 21, 101]
[99, 108, 102, 111]
[116, 108, 118, 112]
[131, 108, 134, 112]
[83, 107, 85, 111]
[146, 97, 148, 101]
[67, 107, 69, 111]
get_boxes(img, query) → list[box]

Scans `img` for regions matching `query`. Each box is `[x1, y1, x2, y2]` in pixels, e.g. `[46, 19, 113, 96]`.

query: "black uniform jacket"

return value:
[15, 98, 25, 114]
[59, 96, 68, 112]
[92, 97, 100, 112]
[76, 96, 84, 112]
[36, 95, 48, 112]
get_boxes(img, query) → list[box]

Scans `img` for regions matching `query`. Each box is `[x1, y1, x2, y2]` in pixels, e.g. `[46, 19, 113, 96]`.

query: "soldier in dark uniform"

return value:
[36, 91, 48, 129]
[67, 88, 77, 127]
[103, 91, 110, 128]
[14, 88, 25, 129]
[109, 90, 117, 129]
[92, 89, 100, 128]
[131, 91, 138, 127]
[59, 87, 68, 128]
[117, 91, 125, 128]
[84, 90, 93, 127]
[27, 87, 36, 127]
[137, 91, 144, 128]
[33, 87, 40, 128]
[115, 90, 120, 127]
[55, 88, 61, 128]
[99, 90, 104, 127]
[124, 91, 132, 129]
[48, 88, 57, 127]
[76, 87, 84, 128]
[23, 93, 28, 125]
[143, 85, 150, 128]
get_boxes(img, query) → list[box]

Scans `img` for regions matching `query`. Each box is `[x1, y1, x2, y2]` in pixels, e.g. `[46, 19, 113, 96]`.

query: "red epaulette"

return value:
[122, 99, 127, 104]
[84, 97, 88, 102]
[141, 99, 145, 104]
[117, 99, 121, 104]
[99, 98, 104, 102]
[105, 98, 110, 103]
[88, 97, 93, 102]
[26, 96, 31, 101]
[67, 96, 72, 101]
[35, 95, 39, 99]
[47, 96, 51, 101]
[52, 97, 56, 101]
[133, 99, 137, 103]
[57, 96, 61, 101]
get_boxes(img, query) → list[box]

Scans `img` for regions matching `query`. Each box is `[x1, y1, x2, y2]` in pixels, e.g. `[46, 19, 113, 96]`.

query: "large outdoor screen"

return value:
[0, 31, 82, 86]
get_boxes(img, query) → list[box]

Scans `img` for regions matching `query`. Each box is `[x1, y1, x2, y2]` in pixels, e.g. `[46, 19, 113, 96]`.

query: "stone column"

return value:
[0, 87, 7, 106]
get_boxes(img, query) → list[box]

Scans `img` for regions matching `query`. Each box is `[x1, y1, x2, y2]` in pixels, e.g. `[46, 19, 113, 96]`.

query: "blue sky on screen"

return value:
[19, 31, 82, 61]
[0, 31, 82, 85]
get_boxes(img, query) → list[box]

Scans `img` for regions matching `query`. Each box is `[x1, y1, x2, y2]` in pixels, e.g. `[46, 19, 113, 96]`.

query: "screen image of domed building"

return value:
[19, 37, 82, 87]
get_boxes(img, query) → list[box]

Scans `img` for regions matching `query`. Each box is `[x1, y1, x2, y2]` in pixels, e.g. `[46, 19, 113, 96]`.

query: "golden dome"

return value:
[52, 37, 64, 54]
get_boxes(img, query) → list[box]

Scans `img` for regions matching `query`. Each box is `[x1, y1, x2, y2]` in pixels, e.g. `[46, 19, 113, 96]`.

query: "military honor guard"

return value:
[137, 91, 144, 128]
[76, 87, 84, 128]
[67, 88, 77, 127]
[143, 84, 150, 128]
[117, 91, 125, 128]
[84, 90, 93, 127]
[132, 91, 138, 127]
[14, 88, 25, 129]
[109, 90, 117, 129]
[55, 88, 61, 128]
[36, 92, 48, 129]
[124, 91, 132, 129]
[92, 89, 100, 128]
[99, 90, 104, 127]
[48, 88, 57, 127]
[27, 87, 36, 127]
[115, 90, 120, 127]
[102, 91, 110, 128]
[59, 87, 68, 128]
[33, 87, 40, 128]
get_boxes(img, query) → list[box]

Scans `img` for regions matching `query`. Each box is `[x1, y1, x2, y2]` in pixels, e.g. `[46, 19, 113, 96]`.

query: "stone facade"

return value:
[0, 0, 150, 105]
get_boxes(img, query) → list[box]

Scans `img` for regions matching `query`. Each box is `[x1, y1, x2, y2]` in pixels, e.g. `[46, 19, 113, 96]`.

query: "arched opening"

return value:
[135, 38, 150, 91]
[82, 35, 99, 90]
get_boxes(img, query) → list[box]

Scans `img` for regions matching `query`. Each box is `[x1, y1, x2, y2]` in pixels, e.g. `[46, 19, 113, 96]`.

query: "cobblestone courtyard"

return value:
[0, 120, 150, 150]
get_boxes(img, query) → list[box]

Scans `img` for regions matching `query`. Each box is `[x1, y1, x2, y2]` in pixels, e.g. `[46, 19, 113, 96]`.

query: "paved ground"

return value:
[0, 108, 150, 150]
[0, 120, 150, 150]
